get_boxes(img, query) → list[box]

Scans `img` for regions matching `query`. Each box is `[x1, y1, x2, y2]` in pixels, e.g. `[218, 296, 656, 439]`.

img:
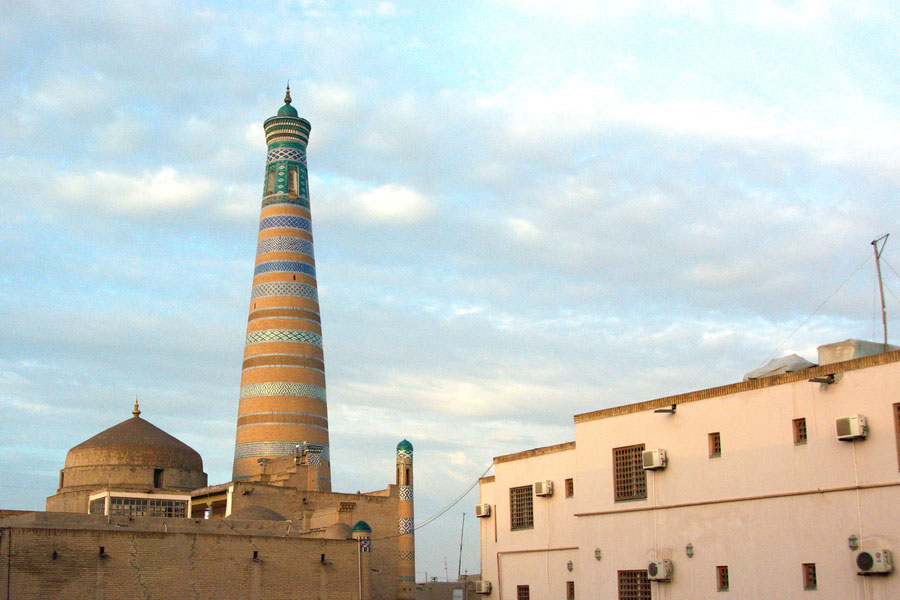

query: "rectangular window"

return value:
[613, 444, 647, 501]
[802, 563, 817, 590]
[266, 169, 275, 194]
[617, 570, 650, 600]
[288, 168, 298, 194]
[509, 485, 534, 530]
[516, 585, 530, 600]
[894, 402, 900, 469]
[793, 418, 808, 444]
[153, 468, 163, 488]
[566, 580, 575, 600]
[565, 478, 574, 498]
[717, 565, 729, 591]
[709, 432, 722, 458]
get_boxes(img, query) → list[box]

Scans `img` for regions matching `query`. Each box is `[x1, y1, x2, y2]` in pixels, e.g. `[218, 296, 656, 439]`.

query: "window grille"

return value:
[516, 585, 530, 600]
[613, 444, 647, 501]
[565, 478, 574, 498]
[509, 485, 534, 530]
[709, 432, 722, 458]
[617, 570, 650, 600]
[716, 565, 729, 591]
[802, 563, 817, 590]
[793, 418, 808, 444]
[566, 580, 575, 600]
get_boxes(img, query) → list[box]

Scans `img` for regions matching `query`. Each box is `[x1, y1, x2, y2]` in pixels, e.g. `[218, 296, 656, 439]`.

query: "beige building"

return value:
[478, 341, 900, 600]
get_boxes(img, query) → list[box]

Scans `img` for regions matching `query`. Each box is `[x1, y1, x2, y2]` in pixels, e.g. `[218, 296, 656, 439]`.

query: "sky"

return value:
[1, 0, 898, 582]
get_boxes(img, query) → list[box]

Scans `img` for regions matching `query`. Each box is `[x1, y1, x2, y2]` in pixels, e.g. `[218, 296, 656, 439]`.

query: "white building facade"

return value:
[479, 344, 900, 600]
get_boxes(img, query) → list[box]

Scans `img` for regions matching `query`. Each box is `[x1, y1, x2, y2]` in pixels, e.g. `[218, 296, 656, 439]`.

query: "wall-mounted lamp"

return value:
[848, 535, 859, 551]
[808, 374, 835, 384]
[567, 560, 574, 572]
[685, 543, 694, 558]
[594, 548, 602, 560]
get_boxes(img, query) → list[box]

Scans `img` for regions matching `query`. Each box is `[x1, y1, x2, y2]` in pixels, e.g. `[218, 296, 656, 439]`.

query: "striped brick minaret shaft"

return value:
[396, 440, 415, 600]
[232, 86, 331, 490]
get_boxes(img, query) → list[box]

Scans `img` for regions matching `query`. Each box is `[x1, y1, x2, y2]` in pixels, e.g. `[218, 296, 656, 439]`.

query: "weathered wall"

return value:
[0, 515, 359, 600]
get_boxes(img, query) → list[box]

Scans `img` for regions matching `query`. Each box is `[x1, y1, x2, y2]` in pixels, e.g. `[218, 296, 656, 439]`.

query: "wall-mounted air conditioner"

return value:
[474, 580, 492, 594]
[647, 559, 673, 581]
[855, 549, 892, 574]
[475, 503, 491, 518]
[534, 480, 553, 496]
[642, 449, 667, 470]
[836, 415, 868, 441]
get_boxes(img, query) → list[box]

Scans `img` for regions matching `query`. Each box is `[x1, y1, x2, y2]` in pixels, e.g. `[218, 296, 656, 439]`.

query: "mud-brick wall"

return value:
[0, 526, 358, 600]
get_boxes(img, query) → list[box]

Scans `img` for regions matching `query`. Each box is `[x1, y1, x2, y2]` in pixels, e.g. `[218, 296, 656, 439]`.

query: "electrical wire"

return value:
[759, 252, 871, 367]
[370, 461, 495, 542]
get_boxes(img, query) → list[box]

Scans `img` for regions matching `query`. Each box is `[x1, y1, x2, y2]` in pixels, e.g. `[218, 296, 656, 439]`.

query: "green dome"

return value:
[277, 103, 298, 117]
[397, 439, 413, 452]
[352, 520, 372, 533]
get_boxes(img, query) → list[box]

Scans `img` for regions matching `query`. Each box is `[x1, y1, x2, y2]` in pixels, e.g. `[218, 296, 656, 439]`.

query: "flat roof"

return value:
[575, 349, 900, 424]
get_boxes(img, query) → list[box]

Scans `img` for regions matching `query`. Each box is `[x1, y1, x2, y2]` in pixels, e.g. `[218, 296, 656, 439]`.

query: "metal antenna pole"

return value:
[872, 234, 890, 351]
[457, 512, 465, 581]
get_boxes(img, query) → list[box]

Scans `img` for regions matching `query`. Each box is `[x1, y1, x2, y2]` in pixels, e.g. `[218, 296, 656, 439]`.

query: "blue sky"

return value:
[1, 0, 898, 580]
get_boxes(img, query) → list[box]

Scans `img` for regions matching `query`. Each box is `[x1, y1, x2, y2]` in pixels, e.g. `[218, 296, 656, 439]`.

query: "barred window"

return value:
[107, 496, 187, 518]
[793, 418, 808, 444]
[709, 432, 722, 458]
[566, 580, 575, 600]
[613, 444, 647, 501]
[509, 485, 534, 530]
[802, 563, 817, 590]
[516, 585, 530, 600]
[565, 478, 574, 498]
[89, 498, 105, 515]
[717, 565, 729, 591]
[617, 570, 650, 600]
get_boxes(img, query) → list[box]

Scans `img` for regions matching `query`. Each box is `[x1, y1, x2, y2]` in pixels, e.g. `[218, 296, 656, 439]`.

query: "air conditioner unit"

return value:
[474, 580, 492, 594]
[642, 449, 667, 470]
[855, 549, 893, 574]
[836, 415, 868, 441]
[475, 503, 491, 518]
[647, 559, 673, 581]
[534, 480, 553, 496]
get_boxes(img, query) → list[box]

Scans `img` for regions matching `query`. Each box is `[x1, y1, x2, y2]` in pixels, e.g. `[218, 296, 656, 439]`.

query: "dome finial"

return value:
[284, 81, 292, 105]
[132, 396, 141, 418]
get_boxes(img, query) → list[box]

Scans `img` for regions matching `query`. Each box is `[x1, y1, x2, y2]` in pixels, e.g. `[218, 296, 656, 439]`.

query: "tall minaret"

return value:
[396, 440, 415, 600]
[232, 86, 331, 490]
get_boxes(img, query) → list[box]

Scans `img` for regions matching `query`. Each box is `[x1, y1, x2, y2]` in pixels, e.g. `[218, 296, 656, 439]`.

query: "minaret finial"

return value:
[132, 396, 141, 418]
[284, 81, 292, 105]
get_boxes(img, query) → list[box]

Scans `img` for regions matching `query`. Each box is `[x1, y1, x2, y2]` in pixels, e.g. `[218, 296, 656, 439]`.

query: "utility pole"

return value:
[457, 512, 465, 581]
[872, 234, 890, 351]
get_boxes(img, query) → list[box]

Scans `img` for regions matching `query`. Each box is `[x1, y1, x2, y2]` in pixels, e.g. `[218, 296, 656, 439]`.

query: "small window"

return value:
[266, 169, 275, 194]
[617, 570, 650, 600]
[709, 432, 722, 458]
[153, 468, 163, 488]
[516, 585, 530, 600]
[59, 472, 64, 489]
[793, 418, 808, 444]
[565, 478, 574, 498]
[716, 565, 729, 591]
[509, 485, 534, 530]
[613, 444, 647, 501]
[893, 402, 900, 469]
[566, 580, 575, 600]
[288, 168, 298, 194]
[802, 563, 816, 590]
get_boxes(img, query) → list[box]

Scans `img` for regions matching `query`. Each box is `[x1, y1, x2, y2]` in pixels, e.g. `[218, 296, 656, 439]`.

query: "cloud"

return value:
[315, 179, 435, 226]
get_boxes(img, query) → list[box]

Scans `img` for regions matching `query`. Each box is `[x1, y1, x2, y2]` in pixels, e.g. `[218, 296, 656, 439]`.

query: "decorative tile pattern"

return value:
[239, 382, 327, 401]
[235, 441, 330, 461]
[256, 236, 315, 258]
[399, 486, 413, 501]
[259, 215, 312, 232]
[398, 551, 415, 561]
[397, 448, 413, 459]
[398, 518, 414, 534]
[360, 539, 371, 553]
[254, 261, 316, 277]
[266, 147, 307, 164]
[240, 410, 328, 421]
[245, 329, 323, 347]
[307, 452, 321, 465]
[237, 422, 329, 432]
[261, 195, 310, 210]
[250, 281, 318, 302]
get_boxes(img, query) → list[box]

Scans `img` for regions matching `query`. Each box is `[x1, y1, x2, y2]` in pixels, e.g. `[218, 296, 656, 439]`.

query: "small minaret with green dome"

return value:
[396, 439, 415, 599]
